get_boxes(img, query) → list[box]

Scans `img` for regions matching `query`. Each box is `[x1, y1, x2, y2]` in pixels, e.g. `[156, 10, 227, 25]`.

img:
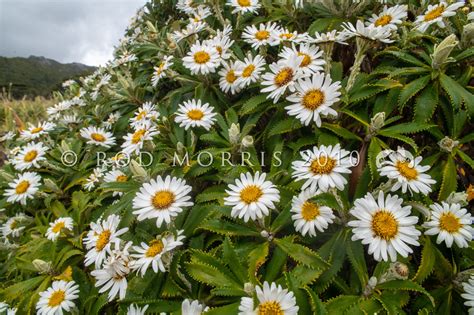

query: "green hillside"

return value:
[0, 56, 95, 98]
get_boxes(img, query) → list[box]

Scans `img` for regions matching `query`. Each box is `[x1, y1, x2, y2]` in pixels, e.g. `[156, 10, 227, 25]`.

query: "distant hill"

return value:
[0, 56, 96, 98]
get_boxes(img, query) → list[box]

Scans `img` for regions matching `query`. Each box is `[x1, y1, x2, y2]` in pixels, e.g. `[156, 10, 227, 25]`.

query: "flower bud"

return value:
[130, 160, 148, 179]
[393, 262, 409, 279]
[241, 135, 254, 148]
[431, 34, 458, 70]
[462, 23, 474, 48]
[446, 191, 469, 206]
[44, 178, 61, 194]
[438, 136, 459, 152]
[33, 259, 53, 274]
[228, 123, 240, 145]
[369, 112, 385, 134]
[244, 282, 254, 295]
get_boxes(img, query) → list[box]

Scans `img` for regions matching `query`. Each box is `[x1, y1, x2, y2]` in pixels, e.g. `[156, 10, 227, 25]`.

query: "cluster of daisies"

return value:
[1, 0, 474, 314]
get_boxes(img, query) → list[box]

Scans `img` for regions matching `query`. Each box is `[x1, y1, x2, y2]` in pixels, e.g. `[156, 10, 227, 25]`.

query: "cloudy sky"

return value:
[0, 0, 148, 66]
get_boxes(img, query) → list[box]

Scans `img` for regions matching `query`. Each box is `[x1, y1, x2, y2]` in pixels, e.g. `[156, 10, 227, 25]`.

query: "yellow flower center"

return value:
[226, 70, 237, 83]
[24, 150, 38, 162]
[301, 201, 320, 221]
[310, 156, 336, 175]
[136, 111, 147, 121]
[439, 212, 461, 233]
[302, 89, 325, 110]
[156, 62, 165, 74]
[145, 239, 164, 257]
[193, 51, 210, 64]
[258, 301, 283, 315]
[255, 30, 270, 41]
[467, 184, 474, 202]
[96, 230, 111, 251]
[242, 64, 255, 78]
[52, 221, 65, 233]
[91, 133, 106, 142]
[116, 175, 128, 182]
[424, 5, 444, 21]
[31, 127, 43, 134]
[187, 109, 204, 120]
[298, 52, 311, 67]
[131, 129, 146, 144]
[152, 190, 175, 209]
[15, 180, 30, 194]
[375, 15, 392, 26]
[274, 68, 294, 87]
[10, 220, 18, 229]
[396, 161, 418, 180]
[280, 33, 294, 40]
[240, 185, 263, 204]
[237, 0, 251, 7]
[216, 46, 223, 55]
[371, 211, 398, 240]
[48, 290, 65, 307]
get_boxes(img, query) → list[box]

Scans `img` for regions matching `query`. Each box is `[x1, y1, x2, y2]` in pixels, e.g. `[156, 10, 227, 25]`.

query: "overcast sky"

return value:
[0, 0, 148, 66]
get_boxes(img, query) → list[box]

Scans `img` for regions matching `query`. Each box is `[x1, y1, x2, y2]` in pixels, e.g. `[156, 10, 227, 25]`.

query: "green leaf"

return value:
[398, 75, 430, 108]
[440, 73, 474, 115]
[239, 94, 268, 115]
[346, 235, 368, 287]
[248, 242, 269, 284]
[2, 276, 47, 301]
[304, 287, 327, 315]
[368, 138, 382, 181]
[381, 50, 429, 67]
[268, 118, 302, 137]
[456, 149, 474, 169]
[186, 261, 240, 288]
[413, 236, 436, 283]
[438, 155, 457, 201]
[414, 84, 438, 122]
[222, 237, 247, 284]
[200, 219, 260, 236]
[325, 295, 361, 314]
[321, 123, 362, 141]
[275, 237, 329, 270]
[376, 279, 435, 306]
[381, 122, 435, 134]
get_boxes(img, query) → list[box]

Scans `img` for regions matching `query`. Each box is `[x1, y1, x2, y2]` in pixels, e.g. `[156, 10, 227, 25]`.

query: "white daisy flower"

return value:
[182, 299, 209, 315]
[234, 53, 266, 88]
[224, 172, 280, 222]
[36, 280, 79, 315]
[242, 22, 280, 48]
[348, 191, 421, 262]
[341, 20, 394, 43]
[0, 131, 15, 142]
[462, 276, 474, 314]
[80, 126, 116, 148]
[91, 241, 131, 301]
[121, 125, 159, 155]
[62, 79, 75, 87]
[1, 216, 26, 238]
[83, 214, 129, 268]
[172, 20, 207, 43]
[103, 112, 121, 129]
[423, 202, 473, 248]
[274, 28, 307, 45]
[285, 73, 341, 126]
[279, 43, 325, 75]
[84, 168, 104, 191]
[312, 30, 349, 45]
[291, 189, 335, 237]
[378, 148, 436, 195]
[174, 99, 217, 131]
[132, 175, 193, 228]
[415, 1, 464, 33]
[46, 217, 74, 241]
[131, 230, 185, 276]
[182, 41, 220, 75]
[12, 142, 48, 171]
[291, 144, 352, 192]
[206, 31, 234, 63]
[367, 5, 408, 30]
[4, 172, 41, 205]
[226, 0, 260, 14]
[261, 57, 307, 103]
[0, 302, 17, 315]
[47, 101, 72, 119]
[176, 0, 195, 14]
[219, 61, 242, 94]
[130, 102, 160, 129]
[152, 56, 173, 87]
[104, 170, 128, 196]
[20, 122, 56, 141]
[189, 5, 211, 22]
[61, 114, 80, 125]
[238, 281, 298, 315]
[127, 304, 149, 315]
[469, 11, 474, 21]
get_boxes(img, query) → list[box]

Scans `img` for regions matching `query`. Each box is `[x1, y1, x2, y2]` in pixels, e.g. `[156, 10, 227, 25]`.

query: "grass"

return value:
[0, 87, 54, 132]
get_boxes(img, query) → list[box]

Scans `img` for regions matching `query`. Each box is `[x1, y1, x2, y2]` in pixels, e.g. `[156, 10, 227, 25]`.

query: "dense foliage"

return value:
[1, 0, 473, 314]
